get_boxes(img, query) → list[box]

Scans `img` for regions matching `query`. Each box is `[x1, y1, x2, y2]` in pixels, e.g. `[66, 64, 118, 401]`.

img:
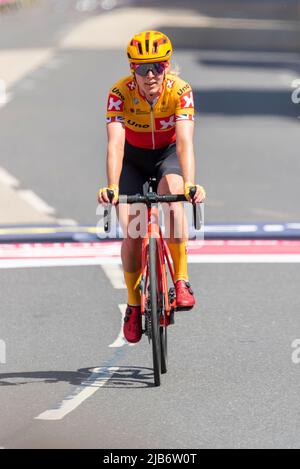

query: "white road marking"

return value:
[0, 79, 6, 105]
[60, 8, 172, 49]
[35, 366, 119, 421]
[102, 264, 126, 289]
[57, 219, 79, 226]
[76, 0, 100, 12]
[1, 255, 300, 270]
[263, 224, 285, 232]
[18, 190, 56, 216]
[279, 73, 299, 85]
[60, 8, 297, 50]
[205, 225, 258, 233]
[0, 49, 55, 89]
[101, 0, 118, 11]
[0, 258, 122, 269]
[173, 15, 299, 31]
[188, 255, 300, 263]
[0, 167, 19, 188]
[0, 79, 12, 107]
[109, 304, 135, 348]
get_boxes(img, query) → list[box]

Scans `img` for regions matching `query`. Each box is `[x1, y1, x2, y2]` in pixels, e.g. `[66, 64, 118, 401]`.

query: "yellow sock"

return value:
[167, 241, 188, 283]
[124, 270, 141, 306]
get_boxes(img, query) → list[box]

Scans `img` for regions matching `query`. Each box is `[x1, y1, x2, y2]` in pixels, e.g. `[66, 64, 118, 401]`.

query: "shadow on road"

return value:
[193, 88, 299, 118]
[0, 366, 155, 389]
[199, 57, 300, 75]
[161, 25, 300, 53]
[129, 0, 300, 20]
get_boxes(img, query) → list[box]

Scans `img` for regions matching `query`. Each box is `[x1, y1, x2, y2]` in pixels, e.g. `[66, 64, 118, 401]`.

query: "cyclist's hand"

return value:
[97, 184, 119, 206]
[184, 181, 206, 203]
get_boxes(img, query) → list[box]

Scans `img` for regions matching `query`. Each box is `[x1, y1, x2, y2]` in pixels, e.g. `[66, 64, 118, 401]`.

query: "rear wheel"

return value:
[149, 236, 161, 387]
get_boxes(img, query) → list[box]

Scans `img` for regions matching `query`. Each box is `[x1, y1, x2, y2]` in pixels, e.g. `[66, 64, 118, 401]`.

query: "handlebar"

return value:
[119, 193, 188, 204]
[103, 187, 202, 233]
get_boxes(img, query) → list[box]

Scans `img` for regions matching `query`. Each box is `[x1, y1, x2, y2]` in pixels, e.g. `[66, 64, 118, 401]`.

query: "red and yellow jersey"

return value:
[106, 74, 195, 150]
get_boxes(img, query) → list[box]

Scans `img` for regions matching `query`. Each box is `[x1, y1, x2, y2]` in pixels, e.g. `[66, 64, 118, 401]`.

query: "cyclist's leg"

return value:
[118, 160, 147, 307]
[117, 205, 146, 305]
[118, 141, 161, 306]
[117, 161, 148, 342]
[156, 144, 188, 281]
[157, 173, 189, 283]
[156, 146, 195, 309]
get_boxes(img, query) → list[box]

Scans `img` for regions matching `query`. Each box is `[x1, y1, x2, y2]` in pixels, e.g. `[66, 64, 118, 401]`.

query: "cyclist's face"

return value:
[134, 62, 169, 97]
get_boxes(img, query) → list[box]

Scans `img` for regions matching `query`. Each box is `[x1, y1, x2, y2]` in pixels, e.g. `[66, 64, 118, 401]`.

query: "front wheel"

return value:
[149, 236, 161, 387]
[160, 325, 168, 374]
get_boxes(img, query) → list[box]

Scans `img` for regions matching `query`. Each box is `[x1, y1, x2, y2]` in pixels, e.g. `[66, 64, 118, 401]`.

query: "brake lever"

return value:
[104, 189, 115, 233]
[189, 186, 202, 231]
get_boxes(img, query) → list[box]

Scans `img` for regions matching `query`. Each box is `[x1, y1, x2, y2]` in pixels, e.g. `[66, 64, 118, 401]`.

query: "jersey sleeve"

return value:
[106, 79, 126, 124]
[174, 80, 195, 122]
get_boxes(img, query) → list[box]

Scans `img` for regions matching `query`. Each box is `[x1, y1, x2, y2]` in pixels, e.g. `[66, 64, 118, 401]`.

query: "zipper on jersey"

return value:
[150, 104, 155, 150]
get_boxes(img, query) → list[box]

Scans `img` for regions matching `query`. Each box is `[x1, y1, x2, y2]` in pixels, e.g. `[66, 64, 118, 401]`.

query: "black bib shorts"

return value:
[119, 140, 182, 196]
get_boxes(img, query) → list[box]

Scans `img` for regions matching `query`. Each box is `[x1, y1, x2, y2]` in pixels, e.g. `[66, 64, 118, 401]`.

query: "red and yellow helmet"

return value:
[127, 30, 173, 64]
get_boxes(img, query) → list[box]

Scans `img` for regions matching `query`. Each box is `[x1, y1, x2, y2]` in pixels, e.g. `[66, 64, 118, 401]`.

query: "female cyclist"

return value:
[98, 31, 206, 343]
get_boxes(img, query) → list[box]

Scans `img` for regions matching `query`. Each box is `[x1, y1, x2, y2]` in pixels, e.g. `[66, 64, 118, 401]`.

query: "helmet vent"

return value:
[137, 42, 143, 55]
[153, 41, 158, 53]
[145, 39, 149, 53]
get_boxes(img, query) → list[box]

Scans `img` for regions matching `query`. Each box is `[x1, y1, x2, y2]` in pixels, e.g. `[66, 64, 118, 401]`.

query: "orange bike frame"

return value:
[139, 204, 176, 321]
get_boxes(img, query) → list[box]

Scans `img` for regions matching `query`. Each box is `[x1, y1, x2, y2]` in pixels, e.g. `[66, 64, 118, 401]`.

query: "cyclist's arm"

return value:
[175, 120, 195, 184]
[106, 122, 125, 187]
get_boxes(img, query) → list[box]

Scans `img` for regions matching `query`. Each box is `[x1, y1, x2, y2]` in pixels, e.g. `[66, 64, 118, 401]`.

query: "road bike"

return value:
[105, 179, 201, 386]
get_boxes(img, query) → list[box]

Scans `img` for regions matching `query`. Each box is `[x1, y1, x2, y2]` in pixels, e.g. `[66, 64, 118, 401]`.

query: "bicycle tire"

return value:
[160, 325, 168, 374]
[149, 235, 161, 387]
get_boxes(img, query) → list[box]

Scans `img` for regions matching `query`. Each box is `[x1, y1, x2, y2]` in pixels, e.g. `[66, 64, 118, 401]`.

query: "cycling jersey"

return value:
[106, 74, 195, 150]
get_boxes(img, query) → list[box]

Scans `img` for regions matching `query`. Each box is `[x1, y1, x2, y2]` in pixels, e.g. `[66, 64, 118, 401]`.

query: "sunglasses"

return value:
[132, 62, 166, 77]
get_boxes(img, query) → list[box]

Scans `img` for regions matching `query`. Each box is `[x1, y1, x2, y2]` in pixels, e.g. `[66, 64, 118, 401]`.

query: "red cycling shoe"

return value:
[123, 305, 142, 343]
[175, 280, 195, 311]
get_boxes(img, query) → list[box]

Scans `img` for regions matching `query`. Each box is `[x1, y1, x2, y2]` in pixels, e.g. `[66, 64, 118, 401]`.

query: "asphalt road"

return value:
[1, 0, 300, 449]
[0, 0, 299, 224]
[1, 263, 300, 449]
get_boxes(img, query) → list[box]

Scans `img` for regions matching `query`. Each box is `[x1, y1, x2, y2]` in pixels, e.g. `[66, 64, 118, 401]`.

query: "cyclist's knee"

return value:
[123, 237, 143, 252]
[158, 174, 184, 195]
[117, 204, 147, 239]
